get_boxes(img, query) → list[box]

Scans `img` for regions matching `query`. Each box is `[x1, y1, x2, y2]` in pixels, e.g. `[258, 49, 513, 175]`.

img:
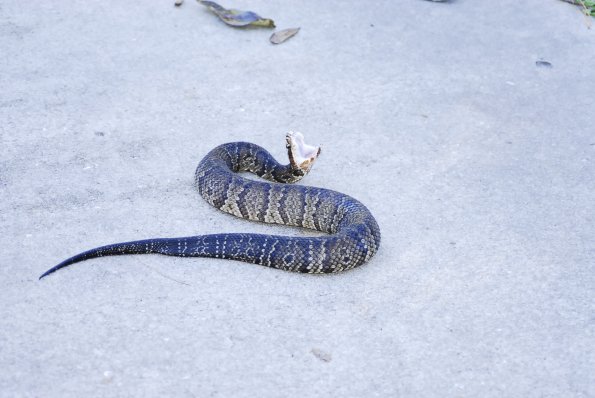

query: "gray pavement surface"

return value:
[1, 0, 594, 396]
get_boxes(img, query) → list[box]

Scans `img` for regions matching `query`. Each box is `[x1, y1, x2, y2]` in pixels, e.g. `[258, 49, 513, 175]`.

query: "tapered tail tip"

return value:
[39, 261, 73, 280]
[39, 268, 57, 280]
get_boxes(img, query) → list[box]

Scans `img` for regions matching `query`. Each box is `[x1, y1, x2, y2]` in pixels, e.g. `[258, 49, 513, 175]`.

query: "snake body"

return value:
[39, 134, 381, 278]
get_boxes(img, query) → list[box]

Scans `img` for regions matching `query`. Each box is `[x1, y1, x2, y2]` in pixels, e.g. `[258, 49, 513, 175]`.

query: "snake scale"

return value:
[39, 132, 381, 278]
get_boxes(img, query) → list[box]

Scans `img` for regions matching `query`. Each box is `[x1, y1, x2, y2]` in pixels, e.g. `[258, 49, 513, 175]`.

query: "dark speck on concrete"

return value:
[536, 60, 553, 68]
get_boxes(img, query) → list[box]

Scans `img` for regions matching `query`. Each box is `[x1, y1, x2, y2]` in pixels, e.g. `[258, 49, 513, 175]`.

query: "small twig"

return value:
[141, 261, 191, 286]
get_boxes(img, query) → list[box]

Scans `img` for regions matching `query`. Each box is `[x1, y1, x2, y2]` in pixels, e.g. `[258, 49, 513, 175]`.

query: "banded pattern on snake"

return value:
[39, 132, 381, 278]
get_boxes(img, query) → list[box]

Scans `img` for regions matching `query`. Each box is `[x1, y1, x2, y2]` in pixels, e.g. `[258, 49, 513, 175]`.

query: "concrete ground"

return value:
[1, 0, 594, 396]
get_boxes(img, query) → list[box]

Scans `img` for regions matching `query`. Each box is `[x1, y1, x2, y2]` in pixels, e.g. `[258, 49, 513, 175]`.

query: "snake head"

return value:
[286, 131, 321, 174]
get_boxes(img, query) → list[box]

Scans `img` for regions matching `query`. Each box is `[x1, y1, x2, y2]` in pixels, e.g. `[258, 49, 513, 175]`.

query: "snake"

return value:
[39, 132, 381, 278]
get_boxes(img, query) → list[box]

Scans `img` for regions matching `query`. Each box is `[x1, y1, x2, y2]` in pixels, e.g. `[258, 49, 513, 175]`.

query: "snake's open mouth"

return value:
[286, 131, 321, 173]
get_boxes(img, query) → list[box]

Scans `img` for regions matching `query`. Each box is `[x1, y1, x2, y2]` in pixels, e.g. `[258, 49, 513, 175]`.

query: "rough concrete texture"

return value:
[1, 0, 594, 396]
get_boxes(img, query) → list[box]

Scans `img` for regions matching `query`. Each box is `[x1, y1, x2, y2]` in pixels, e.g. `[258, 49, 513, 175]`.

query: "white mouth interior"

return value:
[288, 131, 320, 166]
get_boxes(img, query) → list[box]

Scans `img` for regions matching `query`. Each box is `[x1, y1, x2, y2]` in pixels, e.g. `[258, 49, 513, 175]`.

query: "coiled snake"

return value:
[39, 133, 381, 278]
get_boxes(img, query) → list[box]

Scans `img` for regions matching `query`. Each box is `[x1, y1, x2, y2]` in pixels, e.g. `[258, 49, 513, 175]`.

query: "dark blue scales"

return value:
[39, 132, 381, 278]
